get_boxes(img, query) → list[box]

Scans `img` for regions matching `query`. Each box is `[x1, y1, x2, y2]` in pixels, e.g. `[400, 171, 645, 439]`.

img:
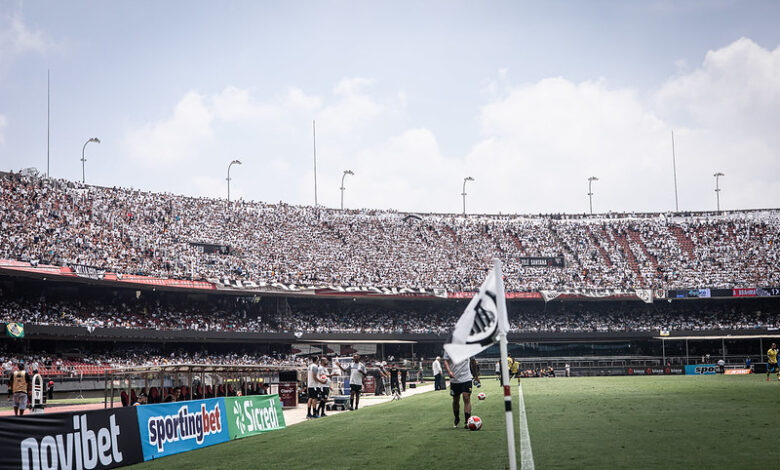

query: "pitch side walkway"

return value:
[0, 384, 436, 420]
[283, 383, 436, 426]
[0, 400, 120, 416]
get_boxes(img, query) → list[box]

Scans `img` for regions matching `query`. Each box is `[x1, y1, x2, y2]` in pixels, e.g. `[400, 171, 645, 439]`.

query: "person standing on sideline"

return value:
[565, 363, 571, 377]
[316, 357, 331, 417]
[337, 354, 367, 410]
[11, 361, 32, 416]
[443, 352, 474, 429]
[745, 357, 752, 370]
[306, 356, 320, 419]
[495, 361, 501, 381]
[767, 343, 779, 381]
[432, 356, 443, 390]
[717, 358, 726, 374]
[510, 358, 520, 380]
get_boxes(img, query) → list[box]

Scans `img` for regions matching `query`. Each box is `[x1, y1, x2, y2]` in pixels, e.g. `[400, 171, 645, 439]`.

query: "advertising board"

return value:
[225, 395, 286, 440]
[278, 382, 298, 408]
[626, 367, 684, 375]
[684, 364, 718, 375]
[135, 398, 229, 461]
[0, 407, 143, 470]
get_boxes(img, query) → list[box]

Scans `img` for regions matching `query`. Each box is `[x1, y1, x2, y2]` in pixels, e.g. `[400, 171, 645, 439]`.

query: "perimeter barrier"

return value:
[0, 394, 286, 469]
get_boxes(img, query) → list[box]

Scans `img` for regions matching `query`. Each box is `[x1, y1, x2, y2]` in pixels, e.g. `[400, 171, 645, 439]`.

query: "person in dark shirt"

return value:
[389, 364, 401, 398]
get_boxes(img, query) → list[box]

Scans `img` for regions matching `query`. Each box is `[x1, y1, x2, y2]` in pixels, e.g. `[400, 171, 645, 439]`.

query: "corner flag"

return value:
[443, 261, 509, 365]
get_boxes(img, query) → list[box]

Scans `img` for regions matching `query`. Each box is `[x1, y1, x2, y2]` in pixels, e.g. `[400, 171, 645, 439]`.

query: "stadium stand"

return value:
[1, 293, 778, 334]
[1, 172, 778, 292]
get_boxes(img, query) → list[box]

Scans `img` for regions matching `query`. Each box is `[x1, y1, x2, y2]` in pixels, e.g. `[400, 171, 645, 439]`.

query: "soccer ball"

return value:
[320, 375, 328, 382]
[477, 392, 486, 400]
[467, 416, 482, 431]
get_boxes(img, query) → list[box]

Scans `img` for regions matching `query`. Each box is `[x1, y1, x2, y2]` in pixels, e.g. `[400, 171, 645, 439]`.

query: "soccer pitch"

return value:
[128, 375, 776, 469]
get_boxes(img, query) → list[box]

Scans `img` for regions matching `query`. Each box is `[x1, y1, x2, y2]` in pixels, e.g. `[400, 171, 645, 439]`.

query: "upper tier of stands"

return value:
[2, 172, 778, 291]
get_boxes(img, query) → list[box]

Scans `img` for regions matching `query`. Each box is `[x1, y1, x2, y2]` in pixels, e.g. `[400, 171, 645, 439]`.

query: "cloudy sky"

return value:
[1, 0, 779, 214]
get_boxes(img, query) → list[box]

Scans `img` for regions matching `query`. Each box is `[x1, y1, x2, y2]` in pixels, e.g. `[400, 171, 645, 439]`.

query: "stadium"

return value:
[2, 2, 780, 470]
[1, 169, 779, 469]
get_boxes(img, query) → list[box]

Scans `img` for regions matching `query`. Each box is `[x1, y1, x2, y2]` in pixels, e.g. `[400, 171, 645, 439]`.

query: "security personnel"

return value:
[12, 362, 32, 416]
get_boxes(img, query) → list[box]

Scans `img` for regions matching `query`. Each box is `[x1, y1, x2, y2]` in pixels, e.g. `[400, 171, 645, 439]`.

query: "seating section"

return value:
[1, 172, 778, 291]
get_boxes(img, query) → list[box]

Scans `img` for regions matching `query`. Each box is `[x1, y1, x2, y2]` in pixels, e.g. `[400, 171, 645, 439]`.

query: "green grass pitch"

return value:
[128, 375, 778, 469]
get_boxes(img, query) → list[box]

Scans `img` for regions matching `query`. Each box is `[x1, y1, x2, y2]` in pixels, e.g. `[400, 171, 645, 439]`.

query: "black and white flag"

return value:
[443, 266, 509, 365]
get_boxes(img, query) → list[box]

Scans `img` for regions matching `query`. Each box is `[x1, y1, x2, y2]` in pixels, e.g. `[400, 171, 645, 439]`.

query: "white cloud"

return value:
[656, 38, 780, 139]
[0, 115, 6, 144]
[120, 39, 780, 213]
[125, 91, 214, 166]
[347, 128, 454, 212]
[0, 13, 53, 60]
[464, 77, 670, 214]
[654, 37, 780, 211]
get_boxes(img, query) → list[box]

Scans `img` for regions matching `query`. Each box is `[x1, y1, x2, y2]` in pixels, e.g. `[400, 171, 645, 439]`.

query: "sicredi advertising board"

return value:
[135, 398, 229, 461]
[0, 407, 143, 470]
[225, 394, 286, 440]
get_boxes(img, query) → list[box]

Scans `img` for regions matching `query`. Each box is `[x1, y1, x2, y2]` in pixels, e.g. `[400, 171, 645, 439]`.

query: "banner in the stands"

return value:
[540, 289, 654, 304]
[211, 277, 448, 298]
[5, 322, 24, 338]
[517, 256, 565, 267]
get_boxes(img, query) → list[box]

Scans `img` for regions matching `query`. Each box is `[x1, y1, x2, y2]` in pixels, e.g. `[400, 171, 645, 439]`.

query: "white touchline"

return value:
[517, 382, 535, 470]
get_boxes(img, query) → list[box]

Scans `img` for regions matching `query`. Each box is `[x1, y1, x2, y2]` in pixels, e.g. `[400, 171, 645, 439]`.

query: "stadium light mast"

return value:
[81, 137, 100, 184]
[340, 169, 354, 210]
[227, 159, 242, 204]
[713, 172, 724, 213]
[461, 176, 474, 216]
[587, 176, 598, 215]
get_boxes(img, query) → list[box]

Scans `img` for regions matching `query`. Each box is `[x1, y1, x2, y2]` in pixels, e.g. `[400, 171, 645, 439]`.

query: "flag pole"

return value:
[494, 259, 517, 470]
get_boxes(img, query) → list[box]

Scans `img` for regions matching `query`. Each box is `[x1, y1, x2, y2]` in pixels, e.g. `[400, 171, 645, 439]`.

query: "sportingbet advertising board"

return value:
[135, 398, 229, 461]
[225, 394, 286, 440]
[684, 364, 718, 375]
[0, 407, 143, 470]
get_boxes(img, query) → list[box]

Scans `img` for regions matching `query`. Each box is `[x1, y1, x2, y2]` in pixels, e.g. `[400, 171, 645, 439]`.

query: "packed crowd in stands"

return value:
[1, 346, 304, 377]
[2, 294, 778, 335]
[1, 172, 778, 292]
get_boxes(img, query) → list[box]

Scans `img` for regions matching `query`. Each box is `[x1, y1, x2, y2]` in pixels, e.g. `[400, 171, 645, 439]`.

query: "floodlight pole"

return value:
[340, 170, 354, 210]
[713, 172, 724, 213]
[227, 159, 242, 204]
[462, 176, 474, 215]
[587, 176, 598, 215]
[671, 130, 679, 212]
[81, 137, 100, 184]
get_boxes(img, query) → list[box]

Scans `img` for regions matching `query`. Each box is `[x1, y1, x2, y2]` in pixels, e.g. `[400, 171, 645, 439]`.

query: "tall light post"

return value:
[227, 159, 242, 204]
[461, 176, 474, 215]
[81, 137, 100, 184]
[713, 172, 724, 213]
[340, 169, 354, 210]
[587, 176, 599, 215]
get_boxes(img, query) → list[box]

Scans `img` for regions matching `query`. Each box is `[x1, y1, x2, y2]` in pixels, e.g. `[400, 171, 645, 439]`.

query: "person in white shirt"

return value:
[337, 354, 367, 410]
[495, 361, 501, 381]
[306, 356, 321, 419]
[316, 357, 331, 417]
[443, 352, 475, 429]
[432, 356, 443, 391]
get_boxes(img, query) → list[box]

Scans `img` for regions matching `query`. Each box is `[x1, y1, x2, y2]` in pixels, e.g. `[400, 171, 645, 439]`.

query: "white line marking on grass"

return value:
[517, 382, 535, 470]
